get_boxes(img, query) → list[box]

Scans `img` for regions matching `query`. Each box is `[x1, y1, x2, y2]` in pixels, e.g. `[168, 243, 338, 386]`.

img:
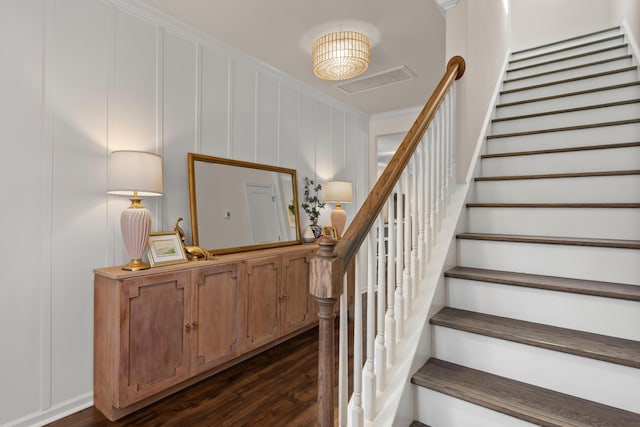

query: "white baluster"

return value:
[385, 194, 396, 367]
[417, 142, 425, 279]
[433, 118, 441, 233]
[395, 181, 405, 338]
[338, 276, 348, 427]
[349, 257, 363, 427]
[439, 109, 447, 220]
[451, 85, 457, 185]
[363, 232, 376, 421]
[410, 156, 418, 300]
[403, 170, 412, 316]
[375, 215, 386, 390]
[427, 127, 435, 256]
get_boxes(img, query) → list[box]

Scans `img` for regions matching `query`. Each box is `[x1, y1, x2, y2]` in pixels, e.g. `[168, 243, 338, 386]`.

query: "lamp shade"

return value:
[312, 31, 370, 81]
[107, 150, 163, 196]
[324, 181, 353, 204]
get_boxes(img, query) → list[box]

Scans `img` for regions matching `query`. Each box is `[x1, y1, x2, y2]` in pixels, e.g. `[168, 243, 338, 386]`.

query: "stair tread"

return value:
[504, 54, 632, 84]
[431, 307, 640, 368]
[481, 141, 640, 159]
[457, 232, 640, 249]
[486, 118, 640, 139]
[508, 43, 628, 73]
[510, 34, 625, 65]
[445, 266, 640, 301]
[492, 99, 640, 123]
[496, 81, 640, 108]
[412, 358, 640, 426]
[512, 26, 620, 56]
[466, 202, 640, 208]
[475, 169, 640, 181]
[501, 66, 637, 95]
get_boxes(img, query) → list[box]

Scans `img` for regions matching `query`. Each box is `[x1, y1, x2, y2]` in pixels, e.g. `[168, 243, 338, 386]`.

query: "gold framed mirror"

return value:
[188, 153, 302, 255]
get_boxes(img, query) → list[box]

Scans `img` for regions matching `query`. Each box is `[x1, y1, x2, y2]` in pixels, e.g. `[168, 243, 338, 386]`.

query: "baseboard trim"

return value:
[3, 393, 93, 427]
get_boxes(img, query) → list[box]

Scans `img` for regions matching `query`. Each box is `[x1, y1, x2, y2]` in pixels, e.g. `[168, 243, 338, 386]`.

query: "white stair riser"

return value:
[509, 37, 626, 69]
[457, 239, 640, 284]
[433, 327, 640, 413]
[447, 278, 640, 340]
[503, 57, 634, 91]
[491, 103, 640, 134]
[509, 30, 624, 62]
[481, 146, 640, 175]
[486, 122, 640, 154]
[507, 46, 630, 79]
[467, 207, 640, 240]
[474, 175, 640, 203]
[494, 84, 640, 118]
[415, 387, 538, 427]
[499, 69, 638, 104]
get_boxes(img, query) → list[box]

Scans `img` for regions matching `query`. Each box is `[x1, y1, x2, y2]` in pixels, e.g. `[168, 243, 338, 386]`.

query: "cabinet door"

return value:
[118, 271, 191, 407]
[281, 250, 314, 334]
[244, 256, 281, 350]
[192, 262, 243, 374]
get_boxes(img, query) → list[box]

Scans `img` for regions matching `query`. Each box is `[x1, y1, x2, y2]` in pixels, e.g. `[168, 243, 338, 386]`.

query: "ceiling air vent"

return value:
[335, 65, 416, 94]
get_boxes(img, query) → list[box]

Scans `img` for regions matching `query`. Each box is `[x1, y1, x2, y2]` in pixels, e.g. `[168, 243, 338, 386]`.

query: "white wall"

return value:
[510, 0, 618, 51]
[0, 0, 368, 425]
[446, 0, 510, 183]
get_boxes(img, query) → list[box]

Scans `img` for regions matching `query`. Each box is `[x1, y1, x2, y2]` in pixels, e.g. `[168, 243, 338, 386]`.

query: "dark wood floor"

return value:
[47, 326, 334, 427]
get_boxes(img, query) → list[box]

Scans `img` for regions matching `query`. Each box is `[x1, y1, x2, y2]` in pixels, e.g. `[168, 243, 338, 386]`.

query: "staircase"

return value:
[411, 26, 640, 426]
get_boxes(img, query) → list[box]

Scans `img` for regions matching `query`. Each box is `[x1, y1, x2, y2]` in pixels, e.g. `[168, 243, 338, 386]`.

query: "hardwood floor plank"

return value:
[444, 266, 640, 301]
[457, 232, 640, 249]
[431, 307, 640, 368]
[412, 358, 640, 426]
[46, 326, 332, 427]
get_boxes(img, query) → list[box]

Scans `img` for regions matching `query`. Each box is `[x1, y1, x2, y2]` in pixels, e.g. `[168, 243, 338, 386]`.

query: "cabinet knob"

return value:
[185, 323, 191, 332]
[279, 294, 288, 302]
[192, 321, 199, 330]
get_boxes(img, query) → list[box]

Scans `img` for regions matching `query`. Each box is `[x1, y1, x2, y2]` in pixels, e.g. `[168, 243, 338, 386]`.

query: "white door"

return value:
[245, 183, 282, 243]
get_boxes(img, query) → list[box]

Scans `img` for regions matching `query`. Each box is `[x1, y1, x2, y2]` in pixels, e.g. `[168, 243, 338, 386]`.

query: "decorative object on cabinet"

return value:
[312, 31, 370, 81]
[323, 180, 352, 239]
[146, 231, 188, 267]
[302, 225, 317, 243]
[93, 245, 317, 421]
[301, 176, 325, 238]
[107, 150, 163, 271]
[188, 153, 302, 255]
[322, 225, 337, 240]
[173, 217, 211, 261]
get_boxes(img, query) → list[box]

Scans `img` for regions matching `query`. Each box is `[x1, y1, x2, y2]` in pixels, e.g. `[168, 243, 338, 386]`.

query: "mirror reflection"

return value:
[188, 153, 301, 255]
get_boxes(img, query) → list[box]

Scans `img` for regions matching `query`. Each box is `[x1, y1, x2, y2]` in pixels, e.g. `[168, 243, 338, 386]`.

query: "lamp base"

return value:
[122, 258, 151, 271]
[331, 208, 347, 239]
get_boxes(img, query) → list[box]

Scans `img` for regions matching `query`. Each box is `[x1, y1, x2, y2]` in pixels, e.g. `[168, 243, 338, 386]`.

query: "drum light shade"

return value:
[312, 31, 370, 81]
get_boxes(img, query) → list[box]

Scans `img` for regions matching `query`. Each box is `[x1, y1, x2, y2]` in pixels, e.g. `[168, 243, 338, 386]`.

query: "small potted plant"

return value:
[301, 176, 325, 240]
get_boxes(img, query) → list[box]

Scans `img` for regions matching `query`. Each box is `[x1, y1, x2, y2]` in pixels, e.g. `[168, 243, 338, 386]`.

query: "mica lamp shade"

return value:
[107, 150, 163, 271]
[324, 181, 353, 239]
[312, 31, 370, 81]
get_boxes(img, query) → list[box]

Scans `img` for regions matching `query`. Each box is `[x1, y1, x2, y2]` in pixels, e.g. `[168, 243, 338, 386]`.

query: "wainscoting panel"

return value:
[0, 0, 369, 425]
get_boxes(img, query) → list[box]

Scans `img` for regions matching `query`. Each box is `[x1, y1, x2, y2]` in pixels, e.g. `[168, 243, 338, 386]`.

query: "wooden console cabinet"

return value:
[94, 245, 316, 421]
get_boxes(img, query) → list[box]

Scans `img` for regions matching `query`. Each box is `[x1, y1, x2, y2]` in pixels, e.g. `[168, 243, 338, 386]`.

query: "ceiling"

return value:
[141, 0, 447, 115]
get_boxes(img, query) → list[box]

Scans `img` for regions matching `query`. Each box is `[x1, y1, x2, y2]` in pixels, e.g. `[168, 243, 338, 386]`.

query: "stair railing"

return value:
[310, 56, 466, 426]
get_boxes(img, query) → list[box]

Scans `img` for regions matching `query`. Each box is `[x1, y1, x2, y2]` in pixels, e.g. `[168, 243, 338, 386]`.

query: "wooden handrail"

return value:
[310, 55, 465, 427]
[337, 55, 465, 267]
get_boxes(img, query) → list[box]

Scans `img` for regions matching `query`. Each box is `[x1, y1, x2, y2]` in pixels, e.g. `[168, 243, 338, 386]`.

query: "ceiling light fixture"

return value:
[312, 31, 370, 81]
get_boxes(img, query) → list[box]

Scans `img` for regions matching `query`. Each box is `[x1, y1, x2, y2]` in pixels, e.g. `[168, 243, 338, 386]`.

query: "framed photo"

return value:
[322, 225, 338, 240]
[146, 231, 188, 267]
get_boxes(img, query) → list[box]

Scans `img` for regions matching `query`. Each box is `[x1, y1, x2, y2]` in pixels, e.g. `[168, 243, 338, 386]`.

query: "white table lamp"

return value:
[107, 150, 163, 271]
[324, 180, 353, 239]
